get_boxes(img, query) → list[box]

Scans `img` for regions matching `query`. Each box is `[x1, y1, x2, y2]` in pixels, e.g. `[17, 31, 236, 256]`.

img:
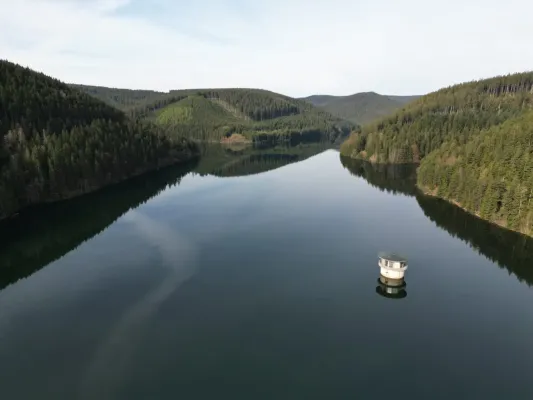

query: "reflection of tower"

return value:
[376, 252, 408, 299]
[376, 278, 407, 299]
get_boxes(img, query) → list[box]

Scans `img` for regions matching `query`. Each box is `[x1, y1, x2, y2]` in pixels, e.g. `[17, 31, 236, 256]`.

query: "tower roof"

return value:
[378, 252, 407, 262]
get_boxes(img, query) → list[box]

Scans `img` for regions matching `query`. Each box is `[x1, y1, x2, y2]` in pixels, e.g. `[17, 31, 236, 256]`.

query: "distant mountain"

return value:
[75, 85, 357, 146]
[301, 95, 338, 107]
[301, 92, 420, 125]
[70, 84, 168, 112]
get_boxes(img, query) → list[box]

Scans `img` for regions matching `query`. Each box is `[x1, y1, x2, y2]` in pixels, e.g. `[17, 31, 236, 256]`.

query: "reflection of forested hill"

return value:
[339, 156, 417, 196]
[341, 156, 533, 286]
[195, 144, 330, 178]
[416, 195, 533, 287]
[0, 160, 197, 291]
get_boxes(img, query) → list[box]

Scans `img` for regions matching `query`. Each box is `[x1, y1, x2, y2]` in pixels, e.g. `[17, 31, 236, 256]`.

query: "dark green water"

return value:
[1, 145, 533, 399]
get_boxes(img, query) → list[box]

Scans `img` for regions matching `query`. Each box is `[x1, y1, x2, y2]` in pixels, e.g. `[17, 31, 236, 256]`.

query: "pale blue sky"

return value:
[1, 0, 532, 97]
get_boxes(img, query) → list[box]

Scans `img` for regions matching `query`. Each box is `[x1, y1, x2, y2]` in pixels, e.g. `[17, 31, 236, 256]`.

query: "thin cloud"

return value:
[1, 0, 532, 96]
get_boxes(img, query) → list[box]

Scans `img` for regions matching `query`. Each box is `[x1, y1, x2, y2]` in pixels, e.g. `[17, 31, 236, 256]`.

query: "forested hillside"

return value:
[340, 72, 533, 163]
[303, 92, 419, 125]
[340, 71, 533, 237]
[0, 60, 198, 219]
[77, 85, 355, 145]
[150, 89, 355, 145]
[418, 110, 533, 235]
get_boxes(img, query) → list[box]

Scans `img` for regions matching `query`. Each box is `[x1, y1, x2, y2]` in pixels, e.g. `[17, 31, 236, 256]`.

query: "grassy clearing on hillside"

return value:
[154, 94, 354, 145]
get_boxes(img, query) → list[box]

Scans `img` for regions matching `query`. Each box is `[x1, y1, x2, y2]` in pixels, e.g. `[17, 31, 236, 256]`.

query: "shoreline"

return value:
[418, 185, 532, 239]
[0, 152, 200, 223]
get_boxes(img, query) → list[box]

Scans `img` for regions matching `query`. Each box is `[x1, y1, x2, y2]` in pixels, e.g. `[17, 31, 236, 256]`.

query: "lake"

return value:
[1, 144, 533, 399]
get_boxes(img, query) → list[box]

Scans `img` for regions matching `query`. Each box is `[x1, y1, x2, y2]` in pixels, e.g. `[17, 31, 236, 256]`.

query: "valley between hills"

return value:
[2, 59, 533, 238]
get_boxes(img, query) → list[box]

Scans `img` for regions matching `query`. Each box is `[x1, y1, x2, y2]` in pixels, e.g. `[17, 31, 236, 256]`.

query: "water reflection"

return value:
[79, 210, 199, 400]
[2, 149, 533, 399]
[195, 142, 331, 177]
[340, 155, 533, 287]
[0, 160, 197, 290]
[340, 156, 417, 196]
[0, 144, 332, 292]
[375, 277, 408, 299]
[416, 195, 533, 287]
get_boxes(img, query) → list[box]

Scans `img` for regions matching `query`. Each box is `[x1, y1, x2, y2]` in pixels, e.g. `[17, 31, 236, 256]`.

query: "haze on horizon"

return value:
[1, 0, 532, 97]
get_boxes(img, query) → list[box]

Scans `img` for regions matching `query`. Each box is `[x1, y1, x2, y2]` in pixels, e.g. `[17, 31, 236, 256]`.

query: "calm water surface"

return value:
[1, 145, 533, 399]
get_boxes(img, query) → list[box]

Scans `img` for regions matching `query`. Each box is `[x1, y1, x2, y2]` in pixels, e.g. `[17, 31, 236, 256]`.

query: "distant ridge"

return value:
[301, 92, 420, 125]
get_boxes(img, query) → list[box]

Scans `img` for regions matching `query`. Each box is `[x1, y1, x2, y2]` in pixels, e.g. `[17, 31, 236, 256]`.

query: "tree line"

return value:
[71, 84, 170, 112]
